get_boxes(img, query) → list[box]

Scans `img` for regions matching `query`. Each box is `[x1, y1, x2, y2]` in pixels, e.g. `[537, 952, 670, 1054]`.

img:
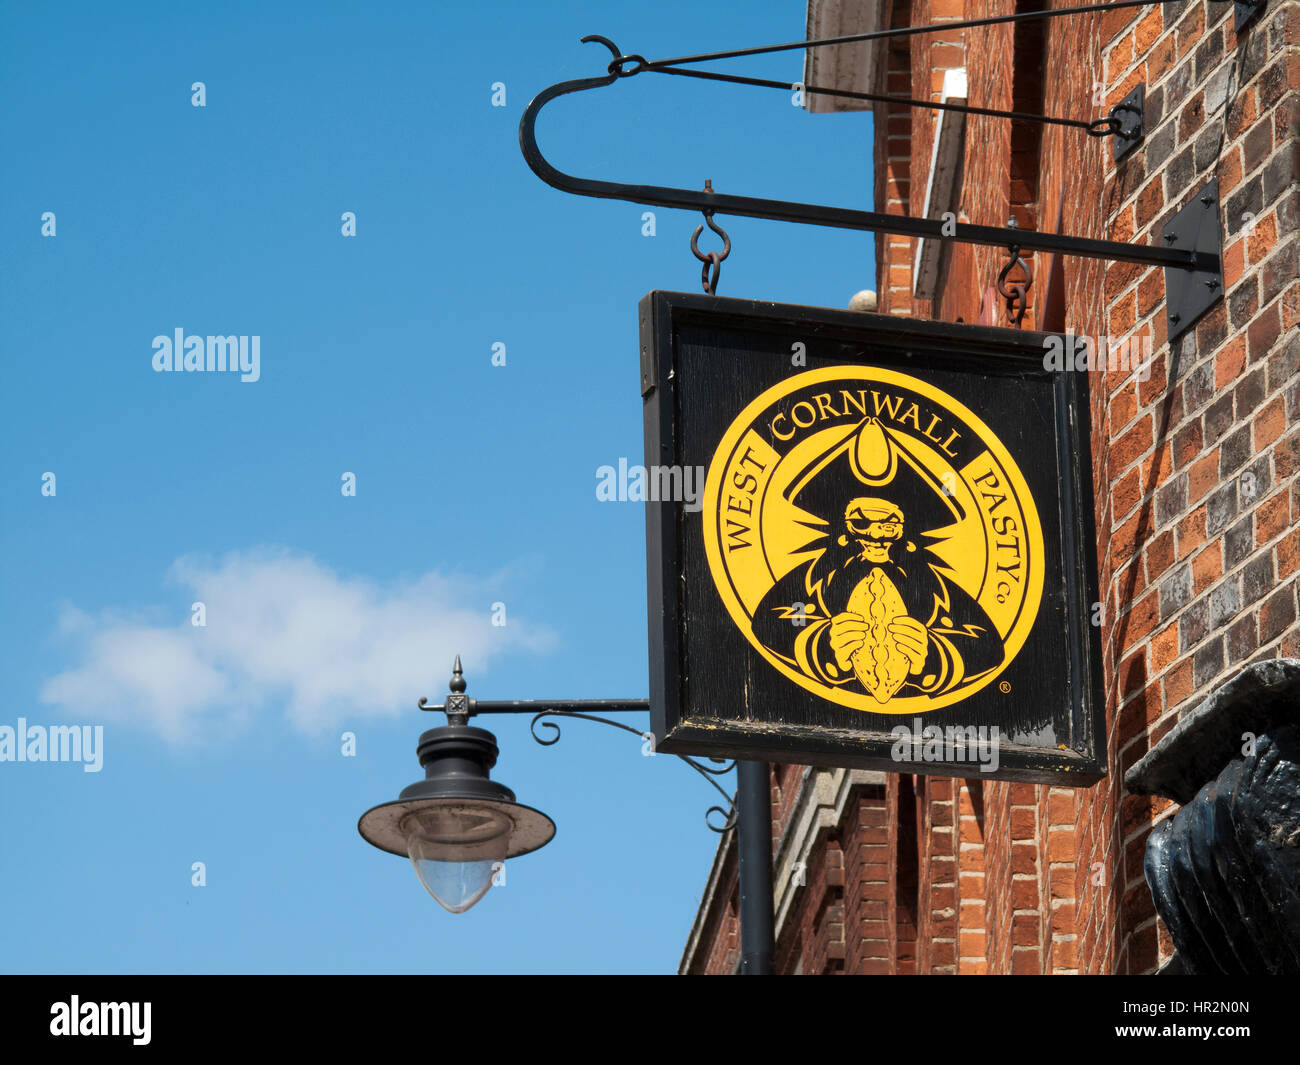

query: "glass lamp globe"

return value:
[403, 806, 511, 914]
[358, 657, 556, 913]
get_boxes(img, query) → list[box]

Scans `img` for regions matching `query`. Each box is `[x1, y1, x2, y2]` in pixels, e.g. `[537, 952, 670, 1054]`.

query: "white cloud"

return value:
[40, 549, 557, 742]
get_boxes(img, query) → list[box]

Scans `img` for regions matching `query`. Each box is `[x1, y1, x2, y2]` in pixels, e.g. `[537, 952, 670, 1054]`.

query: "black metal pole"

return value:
[464, 699, 649, 714]
[737, 760, 774, 975]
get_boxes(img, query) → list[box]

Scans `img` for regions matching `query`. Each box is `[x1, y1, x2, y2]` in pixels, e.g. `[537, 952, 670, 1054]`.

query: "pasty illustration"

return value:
[846, 568, 910, 703]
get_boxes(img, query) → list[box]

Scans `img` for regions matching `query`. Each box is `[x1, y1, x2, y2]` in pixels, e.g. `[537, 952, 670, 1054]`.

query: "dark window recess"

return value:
[897, 775, 920, 974]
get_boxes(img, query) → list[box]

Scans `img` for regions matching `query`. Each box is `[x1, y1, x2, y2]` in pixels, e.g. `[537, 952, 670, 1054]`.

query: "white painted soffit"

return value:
[803, 0, 888, 114]
[914, 67, 968, 300]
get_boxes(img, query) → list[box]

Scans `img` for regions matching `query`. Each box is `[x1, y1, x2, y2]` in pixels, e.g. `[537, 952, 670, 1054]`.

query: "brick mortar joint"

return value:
[1104, 424, 1296, 531]
[1103, 5, 1236, 88]
[1096, 336, 1297, 496]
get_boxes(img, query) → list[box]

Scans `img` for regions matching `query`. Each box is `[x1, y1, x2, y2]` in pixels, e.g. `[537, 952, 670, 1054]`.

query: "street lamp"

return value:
[358, 657, 766, 967]
[357, 657, 555, 913]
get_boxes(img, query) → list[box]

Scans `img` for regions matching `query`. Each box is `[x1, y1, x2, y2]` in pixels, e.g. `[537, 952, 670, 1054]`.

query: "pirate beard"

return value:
[750, 525, 1005, 700]
[808, 536, 917, 613]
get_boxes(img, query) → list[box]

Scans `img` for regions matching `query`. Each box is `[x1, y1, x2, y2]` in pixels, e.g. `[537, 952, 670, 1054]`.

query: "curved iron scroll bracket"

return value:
[518, 35, 1224, 340]
[529, 708, 738, 833]
[421, 659, 737, 833]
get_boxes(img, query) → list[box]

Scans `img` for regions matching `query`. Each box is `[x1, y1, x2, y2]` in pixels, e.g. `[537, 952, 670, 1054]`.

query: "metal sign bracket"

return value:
[520, 36, 1225, 340]
[1163, 180, 1225, 342]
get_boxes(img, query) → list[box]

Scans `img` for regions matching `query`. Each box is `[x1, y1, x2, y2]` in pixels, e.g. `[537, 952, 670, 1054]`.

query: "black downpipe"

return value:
[737, 760, 774, 975]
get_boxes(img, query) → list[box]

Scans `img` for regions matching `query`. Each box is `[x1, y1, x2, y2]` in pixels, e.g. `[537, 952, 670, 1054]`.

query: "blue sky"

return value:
[0, 0, 873, 974]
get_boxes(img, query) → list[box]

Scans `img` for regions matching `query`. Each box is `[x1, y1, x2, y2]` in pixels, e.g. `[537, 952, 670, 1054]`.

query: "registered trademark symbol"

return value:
[999, 680, 1012, 693]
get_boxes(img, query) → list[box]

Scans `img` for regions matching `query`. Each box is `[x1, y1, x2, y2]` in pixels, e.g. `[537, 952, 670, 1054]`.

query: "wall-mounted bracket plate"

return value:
[1163, 179, 1224, 343]
[1111, 83, 1144, 163]
[1235, 0, 1264, 33]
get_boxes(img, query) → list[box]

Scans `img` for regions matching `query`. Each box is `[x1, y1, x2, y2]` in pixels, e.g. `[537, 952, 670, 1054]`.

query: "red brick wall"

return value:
[841, 781, 892, 972]
[683, 0, 1298, 975]
[772, 771, 896, 974]
[1092, 0, 1300, 974]
[876, 0, 918, 318]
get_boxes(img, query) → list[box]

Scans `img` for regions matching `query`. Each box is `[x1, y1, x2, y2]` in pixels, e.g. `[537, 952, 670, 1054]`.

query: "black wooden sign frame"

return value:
[640, 291, 1107, 786]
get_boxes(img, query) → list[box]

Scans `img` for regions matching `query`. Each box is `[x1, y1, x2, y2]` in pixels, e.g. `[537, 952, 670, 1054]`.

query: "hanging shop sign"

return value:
[640, 291, 1106, 785]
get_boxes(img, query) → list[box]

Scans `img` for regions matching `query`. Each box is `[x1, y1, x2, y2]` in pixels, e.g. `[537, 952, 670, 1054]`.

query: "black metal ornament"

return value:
[996, 223, 1034, 326]
[1127, 659, 1300, 975]
[690, 180, 731, 295]
[418, 660, 739, 832]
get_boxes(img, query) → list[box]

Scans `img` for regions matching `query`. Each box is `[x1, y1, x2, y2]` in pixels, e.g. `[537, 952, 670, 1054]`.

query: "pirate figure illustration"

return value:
[752, 417, 1003, 704]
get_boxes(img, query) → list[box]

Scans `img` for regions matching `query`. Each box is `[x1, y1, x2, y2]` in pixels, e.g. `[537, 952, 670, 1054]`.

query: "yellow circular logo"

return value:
[702, 366, 1044, 714]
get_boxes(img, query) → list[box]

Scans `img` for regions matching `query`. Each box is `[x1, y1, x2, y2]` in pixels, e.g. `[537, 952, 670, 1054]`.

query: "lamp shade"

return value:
[358, 720, 555, 912]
